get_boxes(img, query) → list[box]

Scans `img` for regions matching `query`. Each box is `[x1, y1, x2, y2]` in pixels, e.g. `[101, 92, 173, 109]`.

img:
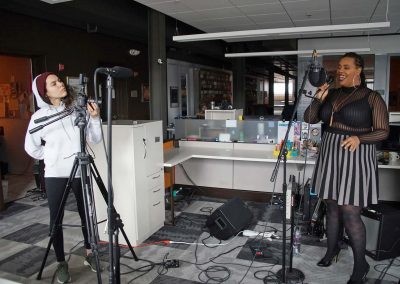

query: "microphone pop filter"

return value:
[308, 68, 327, 87]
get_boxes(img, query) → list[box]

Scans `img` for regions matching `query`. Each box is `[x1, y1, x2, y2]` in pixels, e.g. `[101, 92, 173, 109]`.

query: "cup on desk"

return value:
[389, 151, 400, 162]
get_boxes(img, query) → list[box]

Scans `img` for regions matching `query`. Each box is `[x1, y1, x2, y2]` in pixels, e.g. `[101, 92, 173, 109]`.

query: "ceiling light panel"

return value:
[173, 22, 390, 42]
[224, 48, 371, 58]
[40, 0, 73, 4]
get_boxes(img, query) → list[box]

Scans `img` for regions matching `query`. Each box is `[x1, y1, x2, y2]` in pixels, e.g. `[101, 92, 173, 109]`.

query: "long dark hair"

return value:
[62, 89, 74, 108]
[340, 52, 366, 87]
[58, 77, 73, 107]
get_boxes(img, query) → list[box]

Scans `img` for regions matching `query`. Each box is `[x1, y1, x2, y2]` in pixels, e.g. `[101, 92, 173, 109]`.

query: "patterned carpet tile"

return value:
[0, 202, 35, 220]
[40, 191, 79, 212]
[73, 243, 131, 263]
[0, 195, 399, 284]
[0, 245, 56, 278]
[2, 223, 49, 245]
[146, 212, 209, 250]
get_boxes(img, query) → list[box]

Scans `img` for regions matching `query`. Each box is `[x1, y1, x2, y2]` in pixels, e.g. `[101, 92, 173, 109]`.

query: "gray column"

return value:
[148, 10, 167, 133]
[284, 75, 289, 105]
[268, 68, 274, 110]
[232, 58, 246, 110]
[374, 54, 389, 104]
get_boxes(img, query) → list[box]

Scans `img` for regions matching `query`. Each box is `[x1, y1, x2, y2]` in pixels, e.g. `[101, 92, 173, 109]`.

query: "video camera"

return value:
[75, 73, 89, 108]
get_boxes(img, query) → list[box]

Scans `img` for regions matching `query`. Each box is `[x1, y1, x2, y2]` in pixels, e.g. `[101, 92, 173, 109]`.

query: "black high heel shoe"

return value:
[317, 248, 340, 267]
[347, 263, 370, 284]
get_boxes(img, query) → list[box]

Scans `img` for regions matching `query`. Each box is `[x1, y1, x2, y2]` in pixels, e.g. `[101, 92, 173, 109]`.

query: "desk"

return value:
[164, 142, 400, 224]
[164, 141, 400, 200]
[163, 141, 316, 224]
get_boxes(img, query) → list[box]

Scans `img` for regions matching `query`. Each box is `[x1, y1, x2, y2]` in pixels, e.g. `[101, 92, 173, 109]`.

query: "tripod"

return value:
[31, 87, 137, 283]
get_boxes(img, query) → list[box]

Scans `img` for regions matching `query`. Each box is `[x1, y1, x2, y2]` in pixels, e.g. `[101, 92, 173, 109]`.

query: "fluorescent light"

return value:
[40, 0, 73, 3]
[225, 48, 371, 58]
[173, 22, 389, 42]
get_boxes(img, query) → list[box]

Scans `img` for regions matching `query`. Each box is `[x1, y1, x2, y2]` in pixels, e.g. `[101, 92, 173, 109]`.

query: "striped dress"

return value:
[304, 86, 389, 207]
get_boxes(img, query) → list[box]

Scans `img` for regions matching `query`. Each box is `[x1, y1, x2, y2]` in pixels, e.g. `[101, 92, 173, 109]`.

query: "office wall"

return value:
[0, 10, 149, 120]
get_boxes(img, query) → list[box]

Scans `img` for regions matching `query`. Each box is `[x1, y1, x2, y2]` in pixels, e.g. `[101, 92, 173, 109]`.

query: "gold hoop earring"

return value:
[352, 74, 360, 88]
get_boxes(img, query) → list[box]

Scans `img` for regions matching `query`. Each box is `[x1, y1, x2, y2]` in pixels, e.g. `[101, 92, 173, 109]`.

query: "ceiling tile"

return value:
[235, 2, 285, 15]
[134, 0, 175, 4]
[373, 0, 400, 18]
[192, 16, 253, 27]
[229, 0, 279, 5]
[249, 13, 291, 24]
[331, 7, 378, 19]
[171, 11, 206, 22]
[331, 16, 370, 24]
[289, 9, 330, 21]
[370, 13, 400, 22]
[198, 23, 260, 33]
[149, 1, 191, 14]
[281, 0, 329, 12]
[183, 0, 233, 10]
[227, 23, 262, 30]
[137, 0, 400, 39]
[197, 7, 244, 18]
[330, 0, 378, 11]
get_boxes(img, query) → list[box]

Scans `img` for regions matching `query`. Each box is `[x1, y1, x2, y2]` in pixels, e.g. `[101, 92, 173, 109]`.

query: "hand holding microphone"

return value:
[305, 75, 335, 101]
[315, 75, 334, 102]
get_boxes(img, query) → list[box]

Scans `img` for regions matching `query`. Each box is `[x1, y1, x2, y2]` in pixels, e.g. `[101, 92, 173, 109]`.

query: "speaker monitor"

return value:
[206, 197, 253, 240]
[361, 203, 400, 261]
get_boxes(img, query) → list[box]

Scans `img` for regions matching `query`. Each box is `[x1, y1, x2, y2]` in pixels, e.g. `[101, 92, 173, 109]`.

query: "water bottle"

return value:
[293, 228, 301, 254]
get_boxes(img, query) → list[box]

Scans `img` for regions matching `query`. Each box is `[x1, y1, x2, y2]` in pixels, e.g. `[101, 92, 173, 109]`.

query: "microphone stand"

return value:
[104, 74, 120, 284]
[94, 67, 138, 284]
[270, 63, 311, 283]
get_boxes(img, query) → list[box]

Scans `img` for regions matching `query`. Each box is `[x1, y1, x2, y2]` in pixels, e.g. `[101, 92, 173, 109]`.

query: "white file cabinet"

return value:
[90, 120, 165, 245]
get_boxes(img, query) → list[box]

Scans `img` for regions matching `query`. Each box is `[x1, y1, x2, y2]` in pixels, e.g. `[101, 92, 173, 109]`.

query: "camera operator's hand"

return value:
[87, 102, 99, 118]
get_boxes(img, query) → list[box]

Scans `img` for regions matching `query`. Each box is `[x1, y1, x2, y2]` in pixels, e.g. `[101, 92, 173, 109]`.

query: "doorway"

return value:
[0, 54, 36, 202]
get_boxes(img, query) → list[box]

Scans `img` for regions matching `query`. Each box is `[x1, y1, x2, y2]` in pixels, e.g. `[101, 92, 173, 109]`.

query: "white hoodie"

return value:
[25, 76, 102, 177]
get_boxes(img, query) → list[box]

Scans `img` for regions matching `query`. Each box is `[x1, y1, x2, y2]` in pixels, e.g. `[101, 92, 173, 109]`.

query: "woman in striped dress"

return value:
[304, 52, 389, 284]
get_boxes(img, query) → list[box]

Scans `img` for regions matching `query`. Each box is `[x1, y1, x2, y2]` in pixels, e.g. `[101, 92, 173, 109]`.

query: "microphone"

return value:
[308, 50, 327, 87]
[96, 66, 133, 78]
[304, 75, 335, 99]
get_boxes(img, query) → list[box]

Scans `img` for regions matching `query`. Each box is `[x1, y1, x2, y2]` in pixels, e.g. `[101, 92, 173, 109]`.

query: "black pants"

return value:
[46, 177, 91, 262]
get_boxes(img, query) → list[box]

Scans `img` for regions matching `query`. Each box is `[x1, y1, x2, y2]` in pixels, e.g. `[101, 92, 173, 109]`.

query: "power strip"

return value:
[164, 259, 180, 268]
[242, 230, 279, 239]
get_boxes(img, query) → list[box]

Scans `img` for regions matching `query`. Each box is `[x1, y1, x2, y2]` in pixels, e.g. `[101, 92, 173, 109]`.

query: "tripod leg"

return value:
[89, 159, 139, 261]
[37, 158, 79, 280]
[78, 154, 103, 283]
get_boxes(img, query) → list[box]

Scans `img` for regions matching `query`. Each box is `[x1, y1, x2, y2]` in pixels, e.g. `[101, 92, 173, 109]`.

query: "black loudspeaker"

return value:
[206, 197, 253, 240]
[361, 203, 400, 261]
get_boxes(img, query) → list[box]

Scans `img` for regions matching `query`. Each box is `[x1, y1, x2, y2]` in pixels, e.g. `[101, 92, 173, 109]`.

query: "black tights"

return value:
[46, 178, 91, 262]
[323, 199, 369, 280]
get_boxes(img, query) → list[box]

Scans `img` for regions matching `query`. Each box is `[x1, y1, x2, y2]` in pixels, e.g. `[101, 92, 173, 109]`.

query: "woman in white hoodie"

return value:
[25, 72, 102, 283]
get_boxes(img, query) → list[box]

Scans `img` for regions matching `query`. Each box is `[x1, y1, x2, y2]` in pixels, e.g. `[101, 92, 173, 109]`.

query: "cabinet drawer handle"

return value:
[143, 138, 147, 159]
[153, 188, 161, 193]
[153, 201, 161, 206]
[152, 174, 161, 179]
